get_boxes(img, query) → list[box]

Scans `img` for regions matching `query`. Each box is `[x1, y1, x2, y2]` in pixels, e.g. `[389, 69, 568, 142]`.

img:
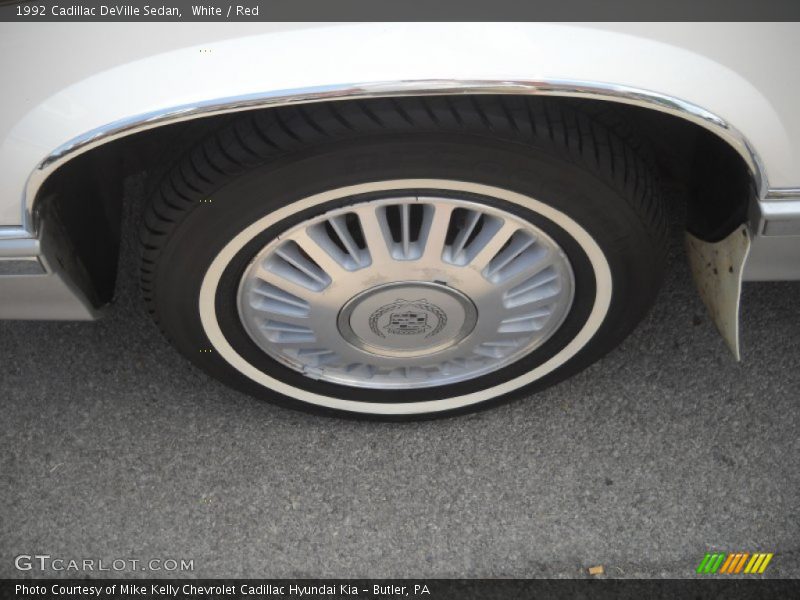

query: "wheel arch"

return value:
[27, 83, 760, 310]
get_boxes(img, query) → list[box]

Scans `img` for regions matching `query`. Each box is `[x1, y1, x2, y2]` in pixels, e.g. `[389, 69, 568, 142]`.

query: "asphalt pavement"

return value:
[1, 176, 798, 578]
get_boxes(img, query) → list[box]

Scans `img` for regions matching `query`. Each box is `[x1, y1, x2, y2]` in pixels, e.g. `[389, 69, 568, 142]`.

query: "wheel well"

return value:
[33, 95, 755, 307]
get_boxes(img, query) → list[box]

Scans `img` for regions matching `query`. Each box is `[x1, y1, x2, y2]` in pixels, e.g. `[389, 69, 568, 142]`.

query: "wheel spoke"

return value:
[265, 338, 321, 349]
[466, 220, 519, 271]
[501, 293, 562, 318]
[287, 228, 350, 277]
[451, 209, 482, 261]
[253, 263, 318, 302]
[418, 201, 454, 264]
[498, 260, 561, 301]
[274, 245, 329, 288]
[400, 202, 412, 257]
[484, 233, 537, 280]
[351, 203, 395, 266]
[328, 215, 366, 267]
[258, 319, 317, 345]
[496, 307, 554, 333]
[245, 279, 310, 316]
[246, 309, 312, 327]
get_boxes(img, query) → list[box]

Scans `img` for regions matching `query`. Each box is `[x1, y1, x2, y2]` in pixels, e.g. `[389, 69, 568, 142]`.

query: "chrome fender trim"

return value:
[0, 78, 781, 322]
[20, 78, 768, 235]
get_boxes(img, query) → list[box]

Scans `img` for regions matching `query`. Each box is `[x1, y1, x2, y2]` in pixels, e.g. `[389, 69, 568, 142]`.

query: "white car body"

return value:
[1, 22, 799, 319]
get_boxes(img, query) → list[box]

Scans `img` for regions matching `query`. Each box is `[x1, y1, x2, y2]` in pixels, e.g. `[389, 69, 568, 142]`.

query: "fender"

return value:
[0, 22, 798, 320]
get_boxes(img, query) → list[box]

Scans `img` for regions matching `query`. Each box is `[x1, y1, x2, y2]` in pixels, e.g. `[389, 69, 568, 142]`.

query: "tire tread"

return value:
[140, 97, 667, 326]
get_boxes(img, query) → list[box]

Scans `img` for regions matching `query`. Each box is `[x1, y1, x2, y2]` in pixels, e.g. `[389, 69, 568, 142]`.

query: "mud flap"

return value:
[685, 225, 751, 361]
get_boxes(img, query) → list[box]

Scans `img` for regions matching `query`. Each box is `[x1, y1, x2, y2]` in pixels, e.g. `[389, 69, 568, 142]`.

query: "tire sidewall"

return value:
[152, 135, 661, 418]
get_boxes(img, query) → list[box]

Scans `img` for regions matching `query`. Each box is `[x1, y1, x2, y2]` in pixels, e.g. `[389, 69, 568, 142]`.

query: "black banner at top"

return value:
[2, 0, 800, 22]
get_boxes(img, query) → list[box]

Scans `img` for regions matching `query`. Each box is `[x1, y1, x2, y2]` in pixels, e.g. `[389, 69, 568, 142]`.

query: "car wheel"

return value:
[140, 97, 666, 419]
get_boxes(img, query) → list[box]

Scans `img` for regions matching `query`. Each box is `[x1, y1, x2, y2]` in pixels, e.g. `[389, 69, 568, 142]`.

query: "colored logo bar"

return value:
[696, 552, 773, 574]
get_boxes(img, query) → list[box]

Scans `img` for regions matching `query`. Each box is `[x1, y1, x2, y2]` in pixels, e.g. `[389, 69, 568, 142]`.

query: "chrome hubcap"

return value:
[237, 194, 575, 389]
[337, 281, 478, 358]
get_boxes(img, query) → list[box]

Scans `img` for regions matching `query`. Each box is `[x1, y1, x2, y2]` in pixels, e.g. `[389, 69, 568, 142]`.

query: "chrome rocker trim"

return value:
[743, 188, 800, 282]
[757, 188, 800, 237]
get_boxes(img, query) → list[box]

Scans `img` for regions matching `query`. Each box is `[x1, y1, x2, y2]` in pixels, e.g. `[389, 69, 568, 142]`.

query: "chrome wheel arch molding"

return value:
[0, 77, 784, 321]
[0, 21, 797, 327]
[18, 77, 768, 238]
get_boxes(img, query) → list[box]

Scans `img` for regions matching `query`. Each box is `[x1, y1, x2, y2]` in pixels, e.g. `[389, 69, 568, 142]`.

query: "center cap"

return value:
[337, 282, 478, 357]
